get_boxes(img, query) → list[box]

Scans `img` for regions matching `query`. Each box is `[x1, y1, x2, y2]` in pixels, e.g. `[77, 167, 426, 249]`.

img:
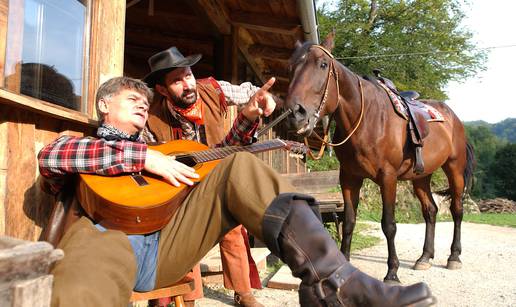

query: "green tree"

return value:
[464, 125, 506, 198]
[316, 0, 487, 100]
[489, 144, 516, 200]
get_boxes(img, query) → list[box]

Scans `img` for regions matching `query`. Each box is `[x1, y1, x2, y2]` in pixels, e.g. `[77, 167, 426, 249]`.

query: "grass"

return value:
[325, 222, 381, 252]
[462, 213, 516, 227]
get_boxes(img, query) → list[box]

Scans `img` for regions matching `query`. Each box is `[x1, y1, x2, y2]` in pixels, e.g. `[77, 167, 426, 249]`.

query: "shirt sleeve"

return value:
[217, 80, 260, 106]
[216, 112, 259, 147]
[38, 135, 147, 193]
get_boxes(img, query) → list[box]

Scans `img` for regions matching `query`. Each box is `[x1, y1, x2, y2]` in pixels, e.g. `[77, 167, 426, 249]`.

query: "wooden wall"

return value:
[0, 0, 126, 240]
[0, 0, 304, 241]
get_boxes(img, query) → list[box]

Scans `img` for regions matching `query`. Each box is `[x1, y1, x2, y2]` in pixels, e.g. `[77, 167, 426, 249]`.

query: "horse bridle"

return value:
[304, 45, 365, 160]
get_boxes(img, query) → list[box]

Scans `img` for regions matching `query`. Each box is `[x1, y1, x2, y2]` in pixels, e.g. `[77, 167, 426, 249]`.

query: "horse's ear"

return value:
[321, 29, 336, 52]
[295, 40, 302, 49]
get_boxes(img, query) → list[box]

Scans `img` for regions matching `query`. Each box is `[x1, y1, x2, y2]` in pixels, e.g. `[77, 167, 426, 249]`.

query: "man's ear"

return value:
[98, 98, 109, 116]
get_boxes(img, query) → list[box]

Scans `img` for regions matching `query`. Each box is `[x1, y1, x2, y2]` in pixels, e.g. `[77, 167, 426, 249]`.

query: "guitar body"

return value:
[77, 140, 219, 234]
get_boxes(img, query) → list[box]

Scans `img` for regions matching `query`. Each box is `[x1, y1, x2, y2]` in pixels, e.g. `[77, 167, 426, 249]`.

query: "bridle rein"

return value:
[303, 45, 365, 160]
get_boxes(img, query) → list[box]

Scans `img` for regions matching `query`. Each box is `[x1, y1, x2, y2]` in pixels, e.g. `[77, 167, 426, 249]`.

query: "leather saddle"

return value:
[373, 69, 427, 174]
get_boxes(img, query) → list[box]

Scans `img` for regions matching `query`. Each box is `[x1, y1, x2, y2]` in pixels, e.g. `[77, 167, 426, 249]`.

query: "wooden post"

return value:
[0, 235, 63, 307]
[88, 0, 126, 118]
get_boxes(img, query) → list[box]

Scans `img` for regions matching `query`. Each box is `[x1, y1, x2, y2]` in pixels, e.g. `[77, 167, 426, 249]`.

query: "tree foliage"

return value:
[464, 124, 507, 198]
[489, 144, 516, 201]
[316, 0, 487, 100]
[492, 118, 516, 143]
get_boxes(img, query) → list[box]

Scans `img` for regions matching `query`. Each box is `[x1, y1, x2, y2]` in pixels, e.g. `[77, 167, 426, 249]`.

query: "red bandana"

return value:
[172, 98, 204, 125]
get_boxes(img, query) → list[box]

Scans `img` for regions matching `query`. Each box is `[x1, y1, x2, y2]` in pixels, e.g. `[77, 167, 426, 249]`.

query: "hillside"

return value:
[465, 118, 516, 143]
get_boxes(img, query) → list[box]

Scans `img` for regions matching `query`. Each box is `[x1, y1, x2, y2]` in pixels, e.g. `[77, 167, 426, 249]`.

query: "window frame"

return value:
[0, 0, 125, 126]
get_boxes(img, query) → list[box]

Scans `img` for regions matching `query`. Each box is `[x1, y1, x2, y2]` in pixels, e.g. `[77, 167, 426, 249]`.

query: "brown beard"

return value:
[170, 87, 198, 109]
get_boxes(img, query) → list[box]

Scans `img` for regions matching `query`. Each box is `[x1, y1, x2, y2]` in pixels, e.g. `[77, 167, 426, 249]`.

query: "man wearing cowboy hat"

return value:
[39, 76, 436, 307]
[143, 46, 277, 307]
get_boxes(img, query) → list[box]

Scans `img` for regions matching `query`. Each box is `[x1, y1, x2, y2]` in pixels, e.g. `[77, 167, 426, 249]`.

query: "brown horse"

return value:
[285, 32, 475, 283]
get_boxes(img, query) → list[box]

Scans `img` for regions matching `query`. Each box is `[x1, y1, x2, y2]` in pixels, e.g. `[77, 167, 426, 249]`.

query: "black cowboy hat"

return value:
[143, 46, 202, 87]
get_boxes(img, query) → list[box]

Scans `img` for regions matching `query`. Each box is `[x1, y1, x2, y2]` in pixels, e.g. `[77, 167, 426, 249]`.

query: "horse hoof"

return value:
[447, 260, 462, 270]
[413, 261, 432, 270]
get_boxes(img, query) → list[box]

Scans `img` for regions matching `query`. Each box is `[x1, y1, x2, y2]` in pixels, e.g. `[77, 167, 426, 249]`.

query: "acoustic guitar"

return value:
[76, 139, 305, 234]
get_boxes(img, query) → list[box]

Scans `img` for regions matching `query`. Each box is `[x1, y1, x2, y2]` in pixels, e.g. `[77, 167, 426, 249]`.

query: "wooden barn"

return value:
[0, 0, 319, 241]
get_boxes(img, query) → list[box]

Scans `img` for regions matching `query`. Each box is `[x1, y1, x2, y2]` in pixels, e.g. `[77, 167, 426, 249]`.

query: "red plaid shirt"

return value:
[38, 136, 147, 194]
[217, 112, 259, 147]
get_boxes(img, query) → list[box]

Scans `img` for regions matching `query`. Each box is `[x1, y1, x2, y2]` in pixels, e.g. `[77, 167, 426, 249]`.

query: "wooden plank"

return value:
[88, 0, 126, 119]
[237, 28, 266, 84]
[0, 117, 7, 235]
[0, 89, 98, 126]
[190, 0, 231, 35]
[267, 265, 300, 290]
[248, 44, 292, 60]
[231, 11, 301, 35]
[0, 0, 8, 86]
[5, 111, 36, 240]
[11, 275, 53, 307]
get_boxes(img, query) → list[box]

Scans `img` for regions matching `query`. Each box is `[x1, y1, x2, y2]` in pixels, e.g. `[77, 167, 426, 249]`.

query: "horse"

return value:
[284, 32, 475, 283]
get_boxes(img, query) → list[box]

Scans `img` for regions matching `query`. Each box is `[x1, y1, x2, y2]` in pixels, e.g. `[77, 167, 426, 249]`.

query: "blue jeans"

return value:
[95, 224, 159, 291]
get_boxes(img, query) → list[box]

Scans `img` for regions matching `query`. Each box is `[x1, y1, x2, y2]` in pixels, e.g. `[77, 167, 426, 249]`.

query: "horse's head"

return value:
[286, 31, 339, 137]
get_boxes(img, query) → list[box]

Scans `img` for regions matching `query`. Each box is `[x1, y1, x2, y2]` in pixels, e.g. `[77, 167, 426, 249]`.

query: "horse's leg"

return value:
[442, 161, 465, 270]
[379, 173, 401, 283]
[340, 170, 364, 260]
[412, 175, 438, 270]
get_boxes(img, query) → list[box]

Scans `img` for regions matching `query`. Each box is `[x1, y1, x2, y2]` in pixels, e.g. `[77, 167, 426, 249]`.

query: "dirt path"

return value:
[197, 222, 516, 306]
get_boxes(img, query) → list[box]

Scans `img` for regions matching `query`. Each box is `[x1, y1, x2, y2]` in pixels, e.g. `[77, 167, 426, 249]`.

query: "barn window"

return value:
[3, 0, 90, 112]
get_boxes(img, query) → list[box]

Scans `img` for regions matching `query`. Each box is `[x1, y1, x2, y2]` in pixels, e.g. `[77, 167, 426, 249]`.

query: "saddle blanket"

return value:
[378, 82, 445, 122]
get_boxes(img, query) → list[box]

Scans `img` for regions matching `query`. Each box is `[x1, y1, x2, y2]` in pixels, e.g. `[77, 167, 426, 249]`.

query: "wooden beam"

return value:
[237, 28, 266, 84]
[88, 0, 126, 118]
[248, 44, 292, 61]
[125, 26, 214, 56]
[188, 0, 231, 36]
[231, 11, 301, 35]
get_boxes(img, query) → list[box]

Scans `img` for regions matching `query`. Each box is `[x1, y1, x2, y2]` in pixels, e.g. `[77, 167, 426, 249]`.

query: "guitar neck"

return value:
[178, 139, 287, 163]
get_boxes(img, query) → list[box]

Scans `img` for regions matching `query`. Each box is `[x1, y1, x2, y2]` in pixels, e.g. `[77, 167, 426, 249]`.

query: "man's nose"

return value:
[138, 102, 149, 111]
[182, 80, 192, 90]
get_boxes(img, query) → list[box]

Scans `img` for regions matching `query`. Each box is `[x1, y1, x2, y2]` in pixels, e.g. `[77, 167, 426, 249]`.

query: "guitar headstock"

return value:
[281, 139, 307, 157]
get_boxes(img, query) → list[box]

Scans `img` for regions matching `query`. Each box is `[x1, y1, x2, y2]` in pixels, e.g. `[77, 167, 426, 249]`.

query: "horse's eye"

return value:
[320, 62, 328, 69]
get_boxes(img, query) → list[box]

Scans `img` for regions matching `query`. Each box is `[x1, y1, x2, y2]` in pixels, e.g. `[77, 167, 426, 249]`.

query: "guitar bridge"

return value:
[131, 173, 149, 186]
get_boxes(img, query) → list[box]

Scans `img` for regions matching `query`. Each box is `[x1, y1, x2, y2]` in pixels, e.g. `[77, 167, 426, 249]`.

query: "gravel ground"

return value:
[196, 222, 516, 307]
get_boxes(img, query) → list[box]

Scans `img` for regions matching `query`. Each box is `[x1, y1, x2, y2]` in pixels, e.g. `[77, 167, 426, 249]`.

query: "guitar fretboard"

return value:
[175, 139, 288, 163]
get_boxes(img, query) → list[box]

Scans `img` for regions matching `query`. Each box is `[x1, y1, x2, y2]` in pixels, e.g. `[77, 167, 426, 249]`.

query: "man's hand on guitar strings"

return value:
[144, 149, 200, 187]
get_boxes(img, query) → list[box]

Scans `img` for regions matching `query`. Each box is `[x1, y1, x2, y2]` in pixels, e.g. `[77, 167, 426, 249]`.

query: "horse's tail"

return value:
[463, 142, 476, 196]
[434, 142, 476, 199]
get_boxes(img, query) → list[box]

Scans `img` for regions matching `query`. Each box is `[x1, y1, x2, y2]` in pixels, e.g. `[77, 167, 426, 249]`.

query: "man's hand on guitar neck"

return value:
[144, 149, 200, 187]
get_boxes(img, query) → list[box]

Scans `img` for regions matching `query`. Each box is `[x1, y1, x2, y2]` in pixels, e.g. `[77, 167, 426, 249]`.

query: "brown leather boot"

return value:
[234, 291, 264, 307]
[262, 193, 436, 307]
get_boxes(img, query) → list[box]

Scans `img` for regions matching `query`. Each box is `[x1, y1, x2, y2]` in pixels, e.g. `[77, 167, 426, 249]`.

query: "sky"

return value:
[316, 0, 516, 124]
[445, 0, 516, 123]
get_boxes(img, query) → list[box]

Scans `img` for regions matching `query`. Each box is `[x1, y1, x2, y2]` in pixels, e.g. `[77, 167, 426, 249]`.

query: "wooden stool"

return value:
[130, 278, 195, 307]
